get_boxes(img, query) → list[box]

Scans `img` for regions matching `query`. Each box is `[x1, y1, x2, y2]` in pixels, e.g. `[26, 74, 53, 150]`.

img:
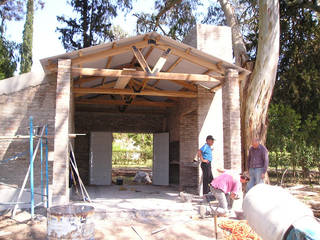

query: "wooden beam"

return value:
[156, 42, 225, 75]
[114, 68, 134, 89]
[166, 57, 182, 72]
[74, 81, 116, 97]
[131, 46, 151, 73]
[114, 76, 131, 89]
[73, 87, 197, 98]
[71, 68, 221, 83]
[172, 81, 197, 91]
[75, 99, 175, 107]
[74, 76, 102, 85]
[144, 46, 154, 60]
[210, 84, 222, 93]
[151, 48, 171, 74]
[70, 40, 149, 66]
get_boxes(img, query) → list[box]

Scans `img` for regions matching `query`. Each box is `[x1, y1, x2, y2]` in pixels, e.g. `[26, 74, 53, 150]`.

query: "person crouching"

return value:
[210, 170, 249, 216]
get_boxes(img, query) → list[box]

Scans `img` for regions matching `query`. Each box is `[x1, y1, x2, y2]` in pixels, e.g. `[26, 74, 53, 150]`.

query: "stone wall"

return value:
[74, 111, 167, 184]
[0, 73, 56, 187]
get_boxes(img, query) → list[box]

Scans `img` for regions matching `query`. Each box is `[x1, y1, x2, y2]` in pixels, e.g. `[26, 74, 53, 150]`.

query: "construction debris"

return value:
[133, 171, 152, 184]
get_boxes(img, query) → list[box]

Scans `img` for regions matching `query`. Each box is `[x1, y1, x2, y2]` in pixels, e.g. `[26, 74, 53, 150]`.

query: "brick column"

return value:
[222, 69, 241, 173]
[52, 59, 71, 205]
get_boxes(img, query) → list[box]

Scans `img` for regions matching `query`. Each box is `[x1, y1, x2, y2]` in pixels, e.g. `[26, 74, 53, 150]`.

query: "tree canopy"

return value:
[56, 0, 133, 51]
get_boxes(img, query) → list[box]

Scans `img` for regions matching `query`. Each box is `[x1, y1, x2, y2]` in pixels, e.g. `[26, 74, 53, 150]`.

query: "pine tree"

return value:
[20, 0, 34, 73]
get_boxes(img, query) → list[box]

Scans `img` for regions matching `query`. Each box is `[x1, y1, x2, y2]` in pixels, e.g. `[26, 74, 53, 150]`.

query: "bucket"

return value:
[243, 184, 314, 240]
[47, 205, 95, 240]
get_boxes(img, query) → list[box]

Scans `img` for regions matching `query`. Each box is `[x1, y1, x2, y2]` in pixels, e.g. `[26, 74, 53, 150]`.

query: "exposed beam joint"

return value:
[151, 48, 171, 74]
[132, 46, 151, 73]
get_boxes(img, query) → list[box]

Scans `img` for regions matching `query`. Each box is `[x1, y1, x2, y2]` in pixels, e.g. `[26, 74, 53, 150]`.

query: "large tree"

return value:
[218, 0, 280, 170]
[56, 0, 133, 51]
[20, 0, 34, 73]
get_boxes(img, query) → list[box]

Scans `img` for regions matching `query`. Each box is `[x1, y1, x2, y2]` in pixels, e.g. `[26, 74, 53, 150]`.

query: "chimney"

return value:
[183, 24, 233, 63]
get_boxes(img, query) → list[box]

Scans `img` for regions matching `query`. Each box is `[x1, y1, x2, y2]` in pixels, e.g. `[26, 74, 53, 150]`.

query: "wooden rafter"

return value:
[152, 48, 171, 74]
[73, 87, 197, 98]
[157, 42, 225, 75]
[74, 76, 102, 85]
[71, 68, 222, 83]
[131, 79, 177, 102]
[210, 84, 222, 93]
[75, 99, 175, 107]
[75, 81, 116, 97]
[100, 43, 116, 85]
[131, 46, 152, 73]
[114, 69, 134, 89]
[46, 40, 150, 72]
[166, 57, 182, 72]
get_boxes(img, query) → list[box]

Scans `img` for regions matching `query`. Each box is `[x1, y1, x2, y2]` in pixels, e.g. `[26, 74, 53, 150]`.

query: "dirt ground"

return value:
[0, 209, 225, 240]
[0, 184, 319, 240]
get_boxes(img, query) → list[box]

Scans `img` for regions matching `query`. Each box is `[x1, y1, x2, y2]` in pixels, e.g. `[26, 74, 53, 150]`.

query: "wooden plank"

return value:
[171, 80, 197, 91]
[166, 57, 182, 72]
[74, 81, 116, 97]
[74, 76, 103, 85]
[151, 48, 171, 74]
[75, 99, 175, 107]
[71, 67, 221, 83]
[144, 46, 154, 60]
[131, 46, 151, 73]
[72, 40, 149, 66]
[210, 84, 222, 93]
[114, 76, 131, 89]
[73, 87, 197, 98]
[114, 69, 135, 89]
[156, 42, 225, 75]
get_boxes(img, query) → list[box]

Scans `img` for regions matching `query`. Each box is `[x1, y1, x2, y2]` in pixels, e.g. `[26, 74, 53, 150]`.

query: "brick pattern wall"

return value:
[177, 97, 199, 194]
[0, 75, 56, 187]
[74, 111, 166, 184]
[52, 59, 72, 205]
[222, 69, 241, 173]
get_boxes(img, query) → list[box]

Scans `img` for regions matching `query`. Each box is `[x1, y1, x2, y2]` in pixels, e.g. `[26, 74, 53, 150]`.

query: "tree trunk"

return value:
[219, 0, 280, 171]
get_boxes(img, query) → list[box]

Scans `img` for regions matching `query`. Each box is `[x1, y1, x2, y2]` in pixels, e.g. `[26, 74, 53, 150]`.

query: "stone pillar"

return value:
[222, 69, 241, 173]
[52, 59, 71, 205]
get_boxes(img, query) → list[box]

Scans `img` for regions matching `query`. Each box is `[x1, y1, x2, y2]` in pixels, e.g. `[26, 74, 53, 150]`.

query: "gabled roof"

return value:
[40, 32, 250, 110]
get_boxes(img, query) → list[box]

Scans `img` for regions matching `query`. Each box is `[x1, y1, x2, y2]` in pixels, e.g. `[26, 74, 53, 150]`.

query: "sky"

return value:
[5, 0, 155, 73]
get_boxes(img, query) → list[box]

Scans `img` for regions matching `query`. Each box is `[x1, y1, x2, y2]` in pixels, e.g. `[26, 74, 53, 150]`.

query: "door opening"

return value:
[112, 133, 153, 185]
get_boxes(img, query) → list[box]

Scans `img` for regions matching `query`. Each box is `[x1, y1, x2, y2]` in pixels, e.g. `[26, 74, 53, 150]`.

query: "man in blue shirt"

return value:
[198, 135, 214, 195]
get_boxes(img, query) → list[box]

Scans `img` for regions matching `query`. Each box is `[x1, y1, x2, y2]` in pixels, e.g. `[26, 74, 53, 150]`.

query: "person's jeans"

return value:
[211, 188, 233, 216]
[246, 167, 264, 192]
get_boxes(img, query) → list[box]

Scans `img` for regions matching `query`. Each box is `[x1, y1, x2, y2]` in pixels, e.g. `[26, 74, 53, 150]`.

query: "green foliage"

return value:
[0, 0, 25, 33]
[267, 103, 301, 152]
[135, 0, 201, 40]
[267, 103, 320, 182]
[0, 36, 17, 79]
[20, 0, 33, 73]
[56, 0, 133, 51]
[112, 133, 153, 167]
[127, 133, 153, 153]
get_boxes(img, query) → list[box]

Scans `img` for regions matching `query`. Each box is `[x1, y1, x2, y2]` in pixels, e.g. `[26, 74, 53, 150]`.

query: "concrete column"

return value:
[222, 69, 241, 173]
[52, 59, 71, 205]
